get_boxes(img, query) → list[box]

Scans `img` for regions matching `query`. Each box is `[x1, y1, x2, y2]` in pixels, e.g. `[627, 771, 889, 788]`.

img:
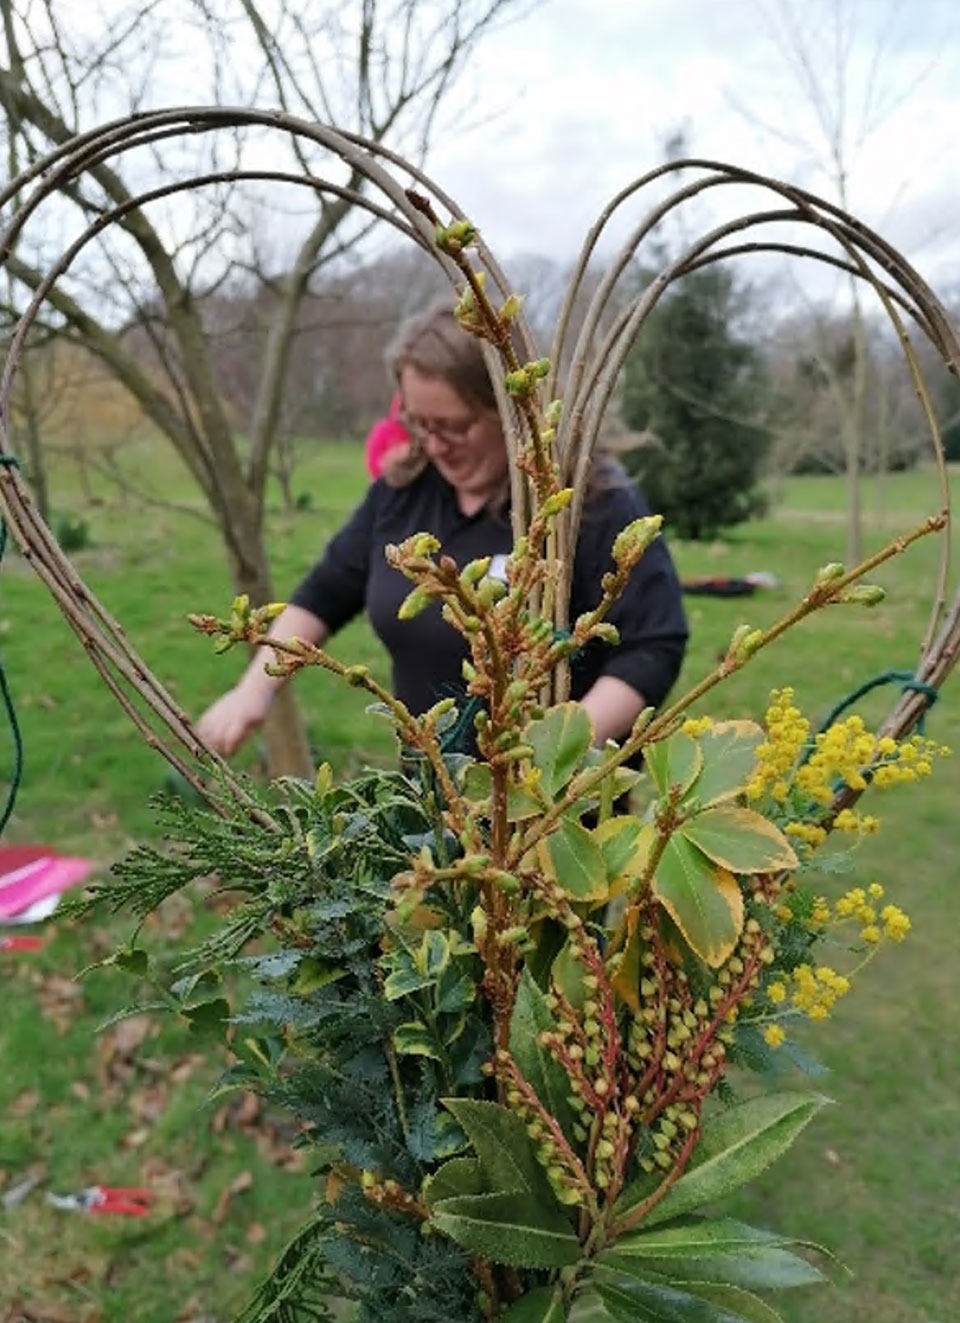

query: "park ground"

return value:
[0, 444, 957, 1323]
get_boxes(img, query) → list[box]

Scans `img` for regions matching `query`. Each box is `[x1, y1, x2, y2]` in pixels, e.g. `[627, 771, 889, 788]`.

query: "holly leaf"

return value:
[393, 1021, 443, 1061]
[646, 732, 703, 799]
[690, 722, 765, 807]
[526, 703, 594, 799]
[681, 807, 797, 874]
[652, 835, 744, 967]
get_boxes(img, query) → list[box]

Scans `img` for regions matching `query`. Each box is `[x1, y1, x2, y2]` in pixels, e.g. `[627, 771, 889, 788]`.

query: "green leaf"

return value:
[509, 968, 578, 1142]
[601, 1217, 785, 1261]
[417, 930, 451, 977]
[681, 807, 797, 874]
[617, 1093, 828, 1229]
[652, 834, 744, 967]
[293, 957, 346, 994]
[423, 1157, 484, 1208]
[540, 818, 609, 903]
[441, 1097, 552, 1197]
[431, 1191, 580, 1268]
[182, 996, 231, 1038]
[526, 703, 594, 799]
[436, 965, 476, 1014]
[665, 1283, 787, 1323]
[114, 945, 150, 976]
[551, 939, 588, 1011]
[689, 722, 764, 806]
[383, 960, 435, 1000]
[595, 1268, 754, 1322]
[602, 1217, 826, 1289]
[501, 1286, 567, 1322]
[393, 1020, 443, 1061]
[646, 732, 702, 799]
[462, 763, 544, 820]
[593, 816, 645, 889]
[568, 1289, 617, 1323]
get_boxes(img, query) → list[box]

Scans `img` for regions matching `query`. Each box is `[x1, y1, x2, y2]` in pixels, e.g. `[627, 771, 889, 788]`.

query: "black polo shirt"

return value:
[291, 465, 688, 723]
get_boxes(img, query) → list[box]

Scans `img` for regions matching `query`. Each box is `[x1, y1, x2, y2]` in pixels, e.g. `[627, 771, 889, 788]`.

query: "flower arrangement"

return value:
[88, 233, 949, 1323]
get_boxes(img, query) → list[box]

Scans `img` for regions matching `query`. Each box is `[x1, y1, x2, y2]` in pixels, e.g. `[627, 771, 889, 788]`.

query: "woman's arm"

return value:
[579, 673, 648, 746]
[196, 604, 329, 758]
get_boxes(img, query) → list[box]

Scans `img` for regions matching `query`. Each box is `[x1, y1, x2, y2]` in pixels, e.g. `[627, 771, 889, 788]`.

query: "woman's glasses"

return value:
[401, 410, 478, 446]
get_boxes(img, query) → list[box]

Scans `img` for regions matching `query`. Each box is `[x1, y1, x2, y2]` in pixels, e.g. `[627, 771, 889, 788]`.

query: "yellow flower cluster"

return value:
[871, 734, 948, 787]
[790, 964, 851, 1020]
[763, 1024, 786, 1047]
[746, 689, 810, 801]
[681, 716, 714, 737]
[831, 885, 911, 944]
[793, 714, 876, 804]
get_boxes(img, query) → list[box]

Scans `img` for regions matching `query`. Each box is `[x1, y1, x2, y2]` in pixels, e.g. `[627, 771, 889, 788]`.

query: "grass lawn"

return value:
[0, 442, 957, 1322]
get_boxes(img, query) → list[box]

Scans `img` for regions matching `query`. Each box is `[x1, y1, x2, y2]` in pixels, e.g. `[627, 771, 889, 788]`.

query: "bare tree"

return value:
[733, 0, 953, 562]
[0, 0, 520, 775]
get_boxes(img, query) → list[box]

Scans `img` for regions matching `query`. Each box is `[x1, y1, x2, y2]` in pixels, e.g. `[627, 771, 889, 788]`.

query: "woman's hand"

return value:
[195, 678, 274, 757]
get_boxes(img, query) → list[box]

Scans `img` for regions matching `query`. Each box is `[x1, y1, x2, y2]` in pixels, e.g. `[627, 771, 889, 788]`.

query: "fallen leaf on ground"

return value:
[211, 1169, 253, 1224]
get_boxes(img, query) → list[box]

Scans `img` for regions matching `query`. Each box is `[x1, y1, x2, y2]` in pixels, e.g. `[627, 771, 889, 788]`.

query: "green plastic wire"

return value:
[816, 669, 939, 739]
[0, 456, 23, 836]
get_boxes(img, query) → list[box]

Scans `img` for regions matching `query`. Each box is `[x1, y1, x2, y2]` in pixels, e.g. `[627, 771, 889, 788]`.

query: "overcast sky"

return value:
[421, 0, 960, 295]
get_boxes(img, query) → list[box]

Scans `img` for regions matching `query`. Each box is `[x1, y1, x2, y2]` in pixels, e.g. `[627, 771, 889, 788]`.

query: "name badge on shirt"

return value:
[488, 553, 509, 584]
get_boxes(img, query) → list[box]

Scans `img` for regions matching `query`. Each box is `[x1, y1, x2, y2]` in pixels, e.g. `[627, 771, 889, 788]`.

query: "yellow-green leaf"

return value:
[682, 806, 798, 874]
[593, 818, 654, 898]
[610, 907, 645, 1013]
[646, 731, 702, 799]
[539, 819, 608, 904]
[526, 703, 594, 799]
[691, 721, 765, 806]
[462, 763, 544, 820]
[652, 836, 744, 967]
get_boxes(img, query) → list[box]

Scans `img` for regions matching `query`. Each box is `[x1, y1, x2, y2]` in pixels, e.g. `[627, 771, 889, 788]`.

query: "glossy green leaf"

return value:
[418, 929, 451, 977]
[551, 938, 589, 1011]
[652, 834, 744, 967]
[509, 968, 578, 1142]
[393, 1020, 443, 1061]
[666, 1283, 787, 1323]
[540, 818, 609, 903]
[293, 957, 346, 994]
[441, 1097, 551, 1197]
[526, 703, 594, 799]
[681, 807, 797, 874]
[602, 1218, 826, 1290]
[568, 1289, 617, 1323]
[436, 965, 476, 1014]
[423, 1157, 484, 1208]
[595, 1268, 755, 1322]
[602, 1217, 785, 1261]
[617, 1093, 828, 1229]
[688, 722, 764, 806]
[646, 732, 702, 799]
[383, 961, 434, 1000]
[431, 1191, 581, 1268]
[593, 817, 645, 886]
[502, 1286, 567, 1322]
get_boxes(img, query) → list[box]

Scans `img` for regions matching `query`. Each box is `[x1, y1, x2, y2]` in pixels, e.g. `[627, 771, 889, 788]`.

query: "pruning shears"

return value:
[46, 1184, 154, 1216]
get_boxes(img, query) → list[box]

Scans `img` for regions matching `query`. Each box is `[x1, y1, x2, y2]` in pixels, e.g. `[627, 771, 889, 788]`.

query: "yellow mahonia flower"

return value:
[764, 1024, 785, 1048]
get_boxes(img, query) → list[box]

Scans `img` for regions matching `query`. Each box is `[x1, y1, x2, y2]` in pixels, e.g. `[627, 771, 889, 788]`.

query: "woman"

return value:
[197, 304, 688, 759]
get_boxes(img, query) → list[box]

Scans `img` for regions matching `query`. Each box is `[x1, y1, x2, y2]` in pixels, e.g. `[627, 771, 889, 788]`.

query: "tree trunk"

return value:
[230, 515, 313, 780]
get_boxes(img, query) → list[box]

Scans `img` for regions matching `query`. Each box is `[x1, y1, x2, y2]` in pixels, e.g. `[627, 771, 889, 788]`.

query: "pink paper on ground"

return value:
[0, 848, 95, 920]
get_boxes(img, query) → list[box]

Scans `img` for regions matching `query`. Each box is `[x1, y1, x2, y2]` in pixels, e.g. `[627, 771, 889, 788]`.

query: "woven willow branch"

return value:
[0, 116, 956, 818]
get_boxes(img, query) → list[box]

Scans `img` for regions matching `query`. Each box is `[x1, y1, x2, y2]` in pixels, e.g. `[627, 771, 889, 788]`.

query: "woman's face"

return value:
[399, 366, 507, 509]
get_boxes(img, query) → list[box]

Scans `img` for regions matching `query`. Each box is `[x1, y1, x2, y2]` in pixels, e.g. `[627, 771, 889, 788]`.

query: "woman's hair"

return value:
[386, 301, 498, 412]
[380, 300, 635, 506]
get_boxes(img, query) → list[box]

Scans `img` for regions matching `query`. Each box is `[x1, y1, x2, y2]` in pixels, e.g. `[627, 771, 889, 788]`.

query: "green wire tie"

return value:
[0, 456, 23, 837]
